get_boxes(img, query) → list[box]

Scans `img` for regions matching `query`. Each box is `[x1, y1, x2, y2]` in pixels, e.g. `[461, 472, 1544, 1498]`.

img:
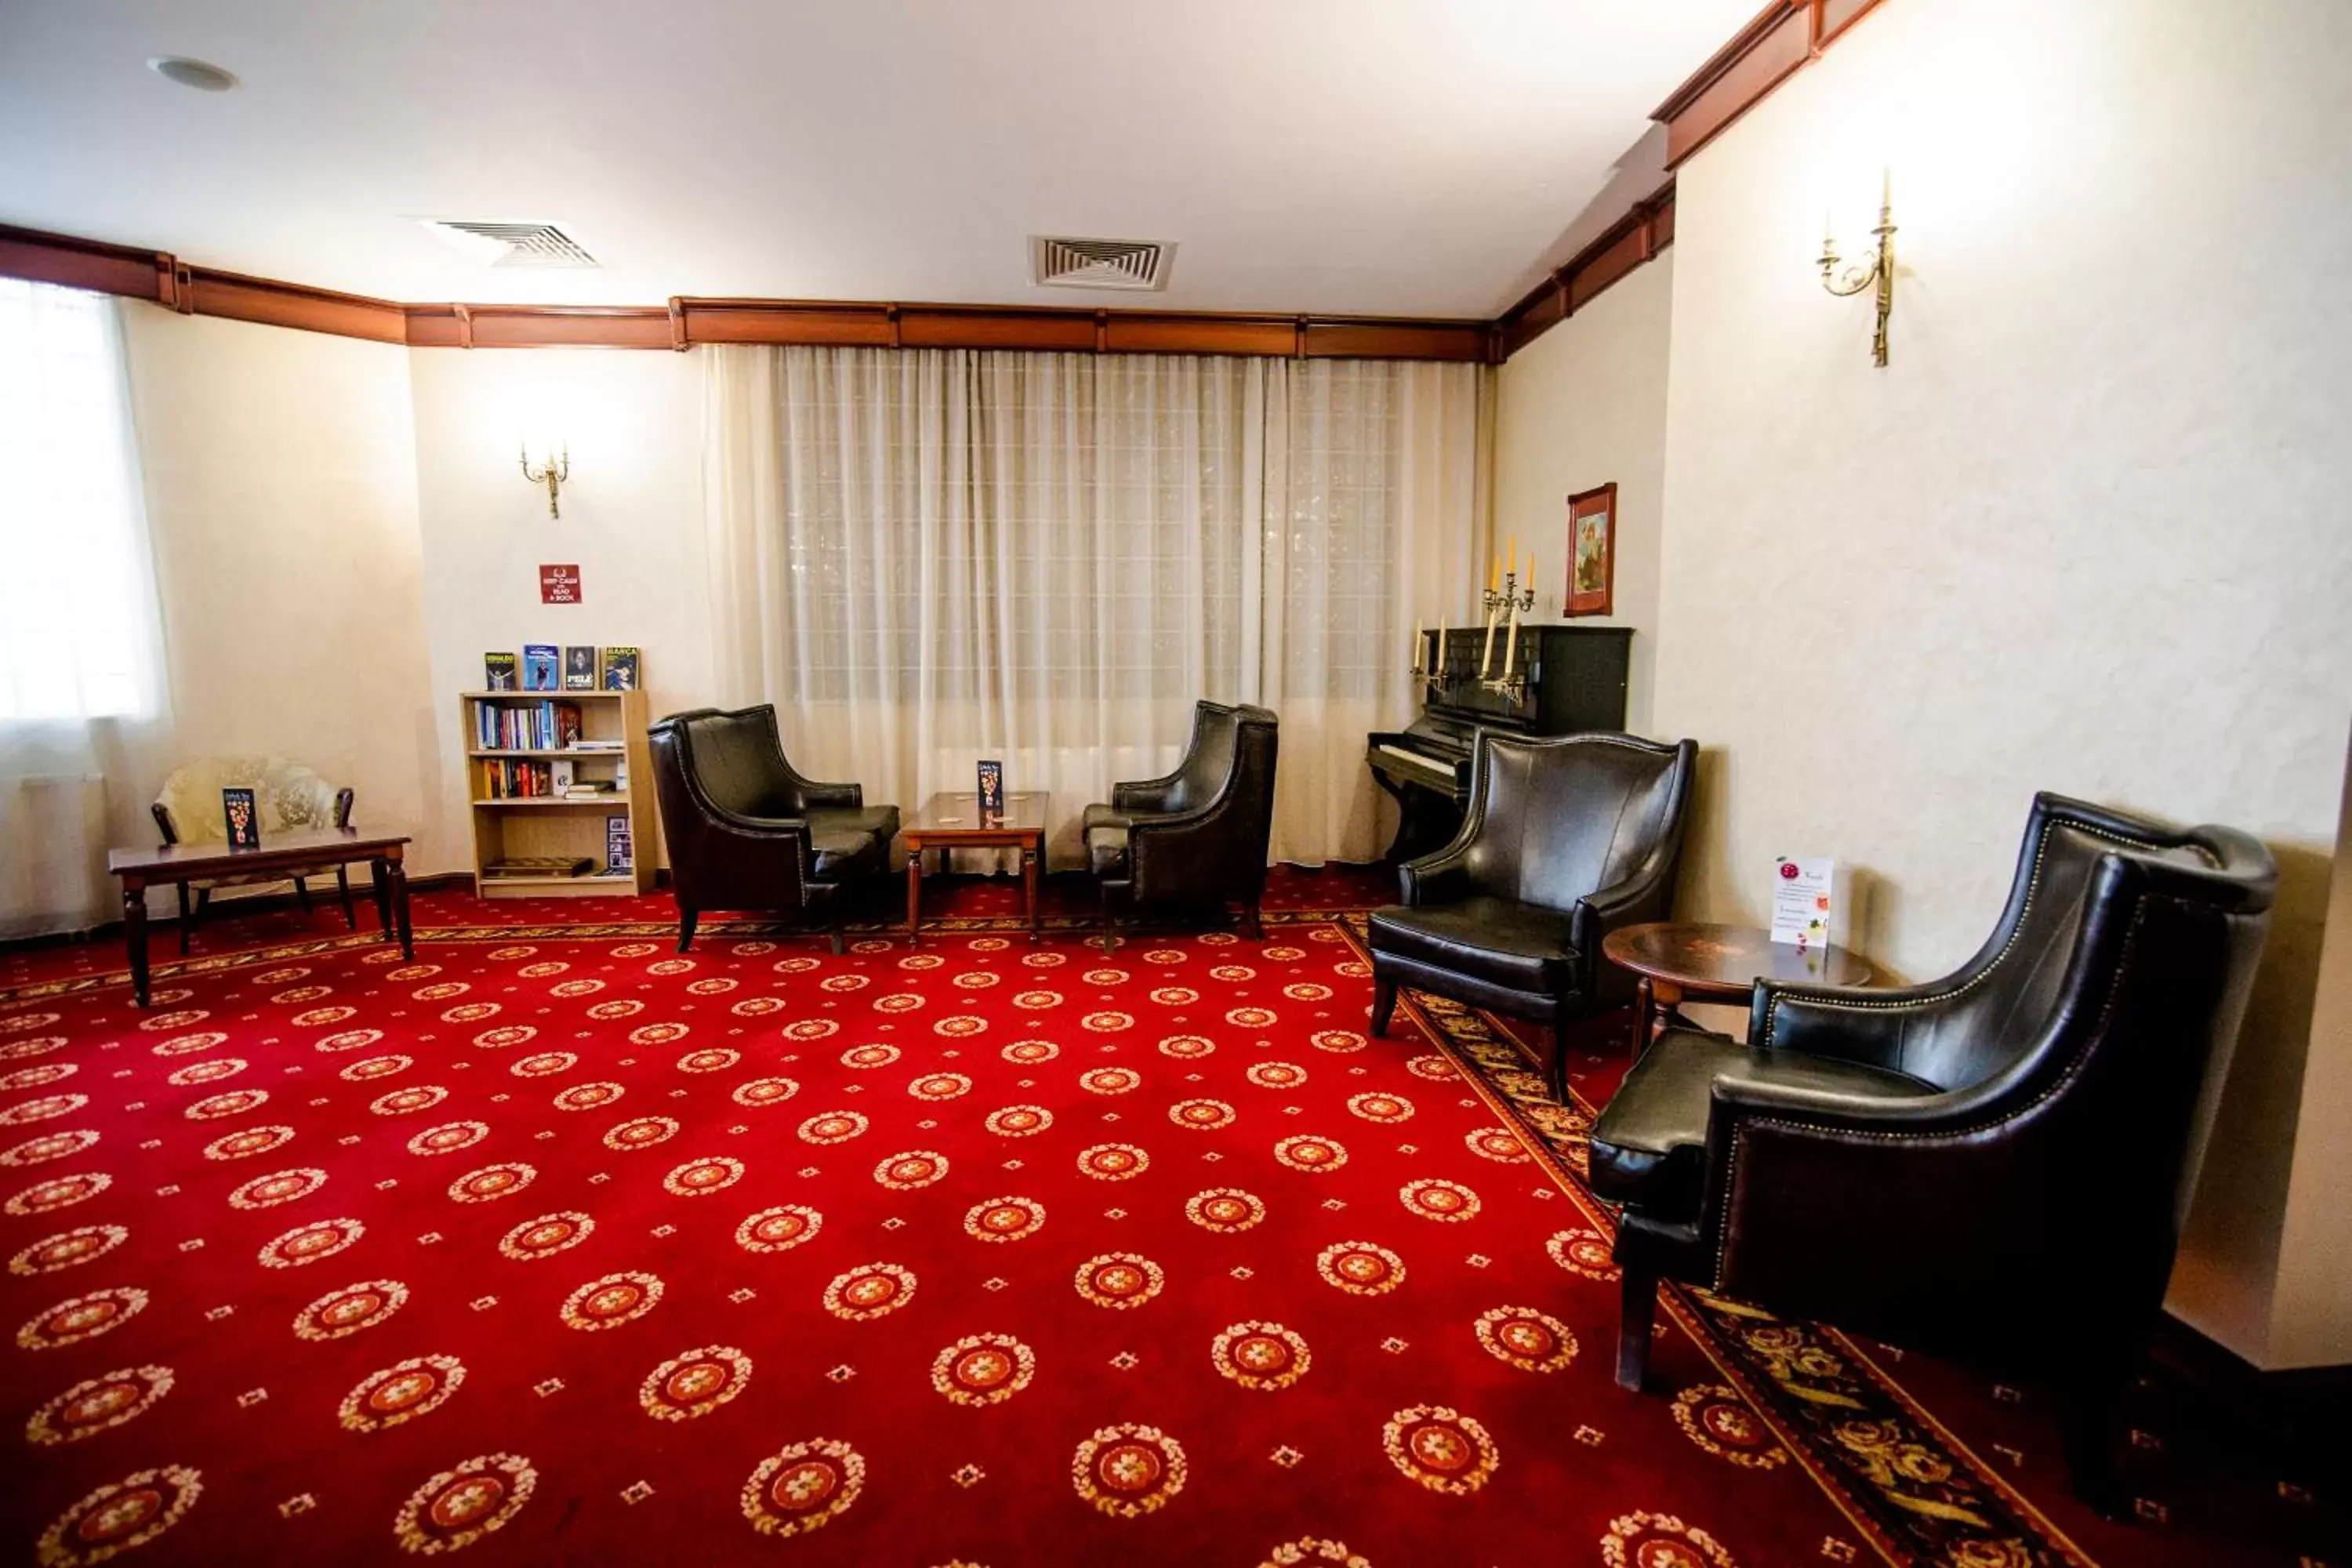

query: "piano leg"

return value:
[1373, 772, 1464, 865]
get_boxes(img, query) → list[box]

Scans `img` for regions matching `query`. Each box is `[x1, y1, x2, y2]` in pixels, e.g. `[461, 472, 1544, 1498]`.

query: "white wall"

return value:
[1650, 0, 2352, 1367]
[119, 307, 452, 871]
[1493, 255, 1671, 732]
[404, 348, 710, 866]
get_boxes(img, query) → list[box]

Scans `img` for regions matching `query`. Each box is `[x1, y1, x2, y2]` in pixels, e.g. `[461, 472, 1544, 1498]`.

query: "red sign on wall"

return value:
[539, 564, 582, 604]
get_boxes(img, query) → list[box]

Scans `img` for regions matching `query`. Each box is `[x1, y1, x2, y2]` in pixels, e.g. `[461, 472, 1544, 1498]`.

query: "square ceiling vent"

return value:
[1029, 235, 1173, 291]
[419, 220, 600, 269]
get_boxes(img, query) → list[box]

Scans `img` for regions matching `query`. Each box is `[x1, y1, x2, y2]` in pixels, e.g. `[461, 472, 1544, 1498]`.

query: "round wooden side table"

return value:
[1600, 921, 1874, 1055]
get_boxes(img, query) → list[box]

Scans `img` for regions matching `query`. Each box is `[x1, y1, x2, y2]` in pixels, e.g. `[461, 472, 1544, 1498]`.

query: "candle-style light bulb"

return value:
[1502, 597, 1519, 678]
[1488, 554, 1501, 593]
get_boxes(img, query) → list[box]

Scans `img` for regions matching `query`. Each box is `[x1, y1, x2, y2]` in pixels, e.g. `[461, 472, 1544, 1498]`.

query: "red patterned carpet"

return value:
[0, 879, 2338, 1566]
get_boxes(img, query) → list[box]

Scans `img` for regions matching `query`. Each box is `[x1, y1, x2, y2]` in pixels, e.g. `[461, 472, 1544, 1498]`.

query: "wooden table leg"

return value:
[370, 858, 394, 944]
[1650, 979, 1684, 1047]
[1022, 841, 1040, 942]
[385, 850, 414, 960]
[905, 847, 924, 946]
[1629, 975, 1653, 1058]
[122, 879, 151, 1008]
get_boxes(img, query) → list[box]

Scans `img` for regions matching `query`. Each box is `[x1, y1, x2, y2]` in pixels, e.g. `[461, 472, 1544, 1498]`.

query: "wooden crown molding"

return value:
[0, 2, 1884, 366]
[0, 223, 1490, 362]
[1493, 184, 1677, 361]
[1487, 0, 1891, 359]
[1653, 0, 1887, 168]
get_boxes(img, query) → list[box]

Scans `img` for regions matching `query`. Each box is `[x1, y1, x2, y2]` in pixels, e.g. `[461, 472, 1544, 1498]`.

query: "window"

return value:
[0, 279, 158, 720]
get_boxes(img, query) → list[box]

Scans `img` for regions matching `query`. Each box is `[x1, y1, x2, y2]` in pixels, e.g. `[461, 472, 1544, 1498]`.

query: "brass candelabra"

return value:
[1479, 571, 1535, 702]
[1818, 179, 1897, 368]
[521, 443, 571, 519]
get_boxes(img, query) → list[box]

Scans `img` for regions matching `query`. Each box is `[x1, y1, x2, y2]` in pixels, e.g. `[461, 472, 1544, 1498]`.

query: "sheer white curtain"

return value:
[0, 281, 172, 935]
[703, 344, 1484, 867]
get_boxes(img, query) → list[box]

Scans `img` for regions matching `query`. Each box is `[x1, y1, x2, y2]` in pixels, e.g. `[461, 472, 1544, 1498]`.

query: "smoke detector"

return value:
[419, 220, 601, 269]
[1029, 236, 1174, 292]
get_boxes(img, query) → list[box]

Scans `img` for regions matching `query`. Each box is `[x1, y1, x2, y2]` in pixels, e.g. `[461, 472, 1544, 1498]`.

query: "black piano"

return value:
[1367, 624, 1632, 861]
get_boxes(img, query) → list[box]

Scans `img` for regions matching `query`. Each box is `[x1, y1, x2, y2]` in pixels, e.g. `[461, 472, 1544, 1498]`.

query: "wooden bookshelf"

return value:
[459, 688, 658, 899]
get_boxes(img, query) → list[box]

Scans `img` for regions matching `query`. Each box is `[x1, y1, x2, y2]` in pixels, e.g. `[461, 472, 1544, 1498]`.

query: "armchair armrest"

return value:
[1111, 775, 1180, 815]
[702, 806, 813, 842]
[1695, 1066, 2005, 1315]
[791, 779, 862, 811]
[1571, 860, 1679, 1006]
[1396, 841, 1474, 907]
[1749, 976, 1955, 1075]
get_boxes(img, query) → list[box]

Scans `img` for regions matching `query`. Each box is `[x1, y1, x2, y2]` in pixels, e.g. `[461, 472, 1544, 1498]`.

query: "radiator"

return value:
[0, 771, 111, 938]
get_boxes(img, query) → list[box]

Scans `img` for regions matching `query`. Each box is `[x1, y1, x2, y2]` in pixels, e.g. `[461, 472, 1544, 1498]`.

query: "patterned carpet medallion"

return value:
[0, 902, 2299, 1565]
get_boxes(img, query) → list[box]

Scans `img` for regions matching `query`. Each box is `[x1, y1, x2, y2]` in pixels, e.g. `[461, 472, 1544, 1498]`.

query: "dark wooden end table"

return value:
[108, 828, 416, 1006]
[1601, 920, 1873, 1055]
[901, 792, 1048, 946]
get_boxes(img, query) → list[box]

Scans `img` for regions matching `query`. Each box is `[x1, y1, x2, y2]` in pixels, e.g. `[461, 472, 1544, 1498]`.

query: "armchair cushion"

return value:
[804, 804, 900, 862]
[1366, 896, 1580, 997]
[1086, 823, 1131, 880]
[1588, 1028, 1938, 1221]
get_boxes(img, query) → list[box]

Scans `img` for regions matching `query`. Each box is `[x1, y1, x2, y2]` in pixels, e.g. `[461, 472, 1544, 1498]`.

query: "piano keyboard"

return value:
[1374, 743, 1456, 781]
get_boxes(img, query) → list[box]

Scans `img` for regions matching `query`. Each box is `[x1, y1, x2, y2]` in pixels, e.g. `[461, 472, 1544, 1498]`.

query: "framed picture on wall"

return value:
[1565, 482, 1617, 618]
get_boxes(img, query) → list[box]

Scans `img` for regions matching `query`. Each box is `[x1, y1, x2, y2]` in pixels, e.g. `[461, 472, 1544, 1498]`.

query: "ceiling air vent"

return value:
[419, 220, 601, 269]
[1029, 235, 1173, 292]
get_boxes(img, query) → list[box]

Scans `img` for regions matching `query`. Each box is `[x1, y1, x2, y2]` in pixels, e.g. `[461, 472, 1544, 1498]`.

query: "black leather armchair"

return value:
[1367, 732, 1697, 1102]
[647, 705, 899, 953]
[1590, 792, 2274, 1508]
[1082, 701, 1279, 953]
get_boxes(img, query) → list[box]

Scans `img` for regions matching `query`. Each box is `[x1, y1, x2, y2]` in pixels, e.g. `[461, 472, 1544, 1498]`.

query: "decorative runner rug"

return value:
[0, 906, 2313, 1565]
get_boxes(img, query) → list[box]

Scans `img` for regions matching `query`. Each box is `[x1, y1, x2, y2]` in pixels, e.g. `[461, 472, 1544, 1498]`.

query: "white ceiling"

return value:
[0, 0, 1753, 318]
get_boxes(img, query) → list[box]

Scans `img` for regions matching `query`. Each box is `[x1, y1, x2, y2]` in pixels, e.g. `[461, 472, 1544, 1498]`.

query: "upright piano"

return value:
[1367, 624, 1632, 861]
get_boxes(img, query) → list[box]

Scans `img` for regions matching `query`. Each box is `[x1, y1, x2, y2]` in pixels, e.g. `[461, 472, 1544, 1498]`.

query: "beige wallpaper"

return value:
[119, 307, 451, 871]
[1493, 255, 1672, 735]
[1650, 0, 2352, 1366]
[404, 348, 713, 871]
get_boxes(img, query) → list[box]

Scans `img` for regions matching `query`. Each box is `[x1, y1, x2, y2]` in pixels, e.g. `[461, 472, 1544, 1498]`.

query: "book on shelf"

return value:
[483, 856, 594, 879]
[484, 652, 518, 690]
[570, 738, 625, 752]
[563, 646, 597, 690]
[482, 758, 560, 798]
[560, 779, 616, 797]
[606, 815, 633, 873]
[550, 759, 575, 796]
[474, 699, 584, 751]
[599, 646, 642, 691]
[522, 644, 559, 691]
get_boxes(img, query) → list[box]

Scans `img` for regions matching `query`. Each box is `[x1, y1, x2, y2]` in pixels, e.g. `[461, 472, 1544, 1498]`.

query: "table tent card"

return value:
[1770, 856, 1849, 947]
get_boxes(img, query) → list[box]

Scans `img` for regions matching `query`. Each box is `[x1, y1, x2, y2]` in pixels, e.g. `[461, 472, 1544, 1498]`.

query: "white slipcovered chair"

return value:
[151, 757, 357, 951]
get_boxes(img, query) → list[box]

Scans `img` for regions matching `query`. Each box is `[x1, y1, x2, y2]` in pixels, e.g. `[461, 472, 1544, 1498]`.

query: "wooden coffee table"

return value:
[108, 828, 416, 1006]
[901, 792, 1048, 946]
[1601, 920, 1873, 1055]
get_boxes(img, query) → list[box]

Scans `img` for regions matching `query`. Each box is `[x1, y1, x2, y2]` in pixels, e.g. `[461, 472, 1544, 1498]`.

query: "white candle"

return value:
[1479, 603, 1498, 678]
[1436, 614, 1446, 673]
[1411, 619, 1423, 667]
[1503, 599, 1519, 678]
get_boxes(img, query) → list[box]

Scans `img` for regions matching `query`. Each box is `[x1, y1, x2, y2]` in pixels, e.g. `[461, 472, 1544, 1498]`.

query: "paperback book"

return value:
[522, 644, 560, 691]
[599, 646, 642, 691]
[606, 815, 633, 873]
[563, 646, 598, 690]
[483, 652, 519, 690]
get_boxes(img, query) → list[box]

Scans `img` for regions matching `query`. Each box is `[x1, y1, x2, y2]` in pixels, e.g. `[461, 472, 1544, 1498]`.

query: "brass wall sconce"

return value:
[521, 443, 570, 518]
[1818, 173, 1896, 367]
